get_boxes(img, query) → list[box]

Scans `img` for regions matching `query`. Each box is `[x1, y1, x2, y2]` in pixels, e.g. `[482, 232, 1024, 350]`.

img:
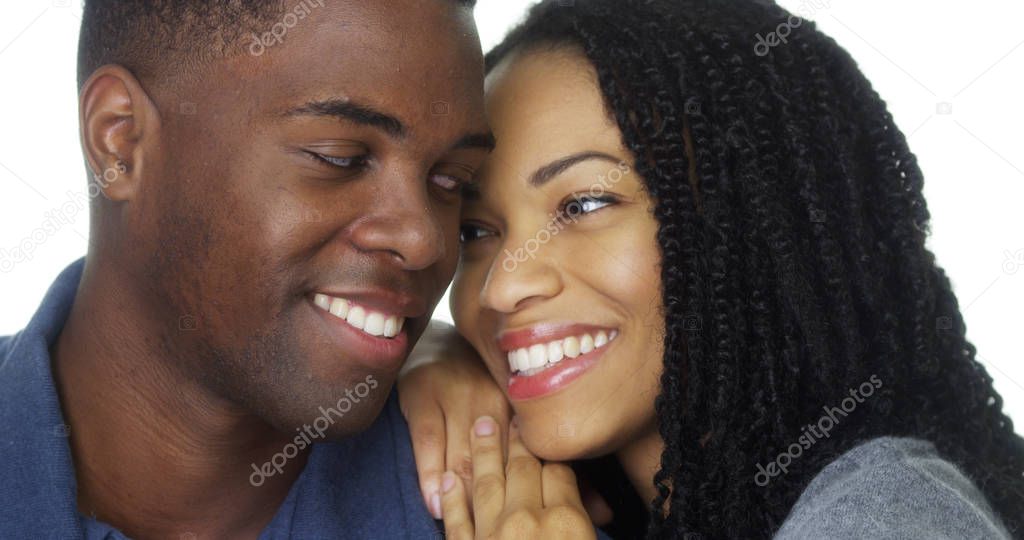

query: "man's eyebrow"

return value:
[284, 99, 406, 138]
[529, 151, 622, 187]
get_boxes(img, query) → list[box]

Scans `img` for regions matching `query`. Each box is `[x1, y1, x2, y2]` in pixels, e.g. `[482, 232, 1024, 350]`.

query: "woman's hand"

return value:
[398, 321, 511, 519]
[440, 416, 596, 540]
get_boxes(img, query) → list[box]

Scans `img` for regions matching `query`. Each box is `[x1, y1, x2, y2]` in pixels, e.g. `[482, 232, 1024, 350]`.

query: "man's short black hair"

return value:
[77, 0, 477, 90]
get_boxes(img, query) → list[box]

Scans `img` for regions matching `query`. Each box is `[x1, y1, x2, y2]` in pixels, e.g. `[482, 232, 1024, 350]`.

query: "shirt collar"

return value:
[0, 257, 86, 538]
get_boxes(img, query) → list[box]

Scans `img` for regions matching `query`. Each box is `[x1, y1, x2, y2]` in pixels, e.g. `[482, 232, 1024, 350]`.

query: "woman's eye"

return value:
[561, 195, 616, 218]
[309, 152, 368, 169]
[459, 223, 493, 244]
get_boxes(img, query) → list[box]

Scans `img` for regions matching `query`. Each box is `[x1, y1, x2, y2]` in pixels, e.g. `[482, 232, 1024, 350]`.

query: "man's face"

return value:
[131, 0, 490, 437]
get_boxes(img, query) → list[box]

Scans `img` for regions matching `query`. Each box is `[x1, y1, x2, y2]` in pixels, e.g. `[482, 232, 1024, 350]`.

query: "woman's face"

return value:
[451, 48, 665, 461]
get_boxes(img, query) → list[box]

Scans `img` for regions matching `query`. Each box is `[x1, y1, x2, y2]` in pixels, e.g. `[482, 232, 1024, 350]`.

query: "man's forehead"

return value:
[166, 0, 487, 151]
[245, 5, 482, 100]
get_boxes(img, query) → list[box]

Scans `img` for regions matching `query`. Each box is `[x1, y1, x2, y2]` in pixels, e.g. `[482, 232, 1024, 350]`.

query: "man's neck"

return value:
[51, 258, 308, 539]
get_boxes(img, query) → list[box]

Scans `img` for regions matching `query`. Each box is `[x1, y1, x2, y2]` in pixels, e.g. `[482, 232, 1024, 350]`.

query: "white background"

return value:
[1, 1, 1021, 433]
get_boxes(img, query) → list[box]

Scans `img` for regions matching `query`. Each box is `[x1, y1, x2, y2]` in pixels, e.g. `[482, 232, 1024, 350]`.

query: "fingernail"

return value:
[430, 492, 442, 519]
[474, 416, 496, 437]
[442, 471, 457, 493]
[424, 478, 440, 519]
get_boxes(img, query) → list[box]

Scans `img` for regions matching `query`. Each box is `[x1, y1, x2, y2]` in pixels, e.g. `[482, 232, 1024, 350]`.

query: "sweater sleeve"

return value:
[774, 437, 1012, 540]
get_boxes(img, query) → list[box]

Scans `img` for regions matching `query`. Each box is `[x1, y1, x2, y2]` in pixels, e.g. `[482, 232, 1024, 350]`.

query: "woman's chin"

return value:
[521, 437, 586, 462]
[518, 419, 610, 462]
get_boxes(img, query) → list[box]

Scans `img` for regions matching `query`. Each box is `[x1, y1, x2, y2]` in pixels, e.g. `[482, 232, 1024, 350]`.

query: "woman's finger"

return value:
[470, 415, 506, 533]
[504, 418, 543, 511]
[473, 393, 514, 484]
[403, 396, 447, 519]
[541, 462, 585, 509]
[444, 407, 475, 496]
[440, 471, 474, 540]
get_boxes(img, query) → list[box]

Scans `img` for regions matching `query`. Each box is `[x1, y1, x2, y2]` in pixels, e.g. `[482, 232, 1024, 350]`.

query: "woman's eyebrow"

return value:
[529, 151, 622, 187]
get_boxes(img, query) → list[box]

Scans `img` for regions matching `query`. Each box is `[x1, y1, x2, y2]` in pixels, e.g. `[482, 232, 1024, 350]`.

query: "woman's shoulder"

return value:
[774, 436, 1012, 539]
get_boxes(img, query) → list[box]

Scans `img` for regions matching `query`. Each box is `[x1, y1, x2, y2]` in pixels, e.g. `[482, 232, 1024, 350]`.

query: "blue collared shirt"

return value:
[0, 258, 441, 539]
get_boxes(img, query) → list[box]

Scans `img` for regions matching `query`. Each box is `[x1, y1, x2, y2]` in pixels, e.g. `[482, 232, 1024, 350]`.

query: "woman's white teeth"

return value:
[580, 334, 595, 354]
[563, 336, 581, 358]
[313, 293, 404, 339]
[514, 348, 529, 369]
[529, 344, 547, 369]
[507, 330, 617, 375]
[547, 340, 564, 363]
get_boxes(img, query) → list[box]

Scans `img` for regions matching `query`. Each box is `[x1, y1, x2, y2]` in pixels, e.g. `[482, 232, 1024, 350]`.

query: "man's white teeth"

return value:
[507, 330, 617, 375]
[383, 317, 398, 338]
[347, 306, 366, 328]
[313, 293, 405, 339]
[364, 311, 385, 336]
[329, 297, 349, 318]
[314, 294, 332, 310]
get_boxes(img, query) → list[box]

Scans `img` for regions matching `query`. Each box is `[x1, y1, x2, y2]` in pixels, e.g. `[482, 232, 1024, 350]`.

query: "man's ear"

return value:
[79, 65, 161, 202]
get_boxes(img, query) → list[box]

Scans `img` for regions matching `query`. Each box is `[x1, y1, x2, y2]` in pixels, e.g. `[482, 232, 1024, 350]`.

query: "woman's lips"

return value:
[498, 323, 618, 401]
[506, 340, 613, 400]
[498, 322, 614, 351]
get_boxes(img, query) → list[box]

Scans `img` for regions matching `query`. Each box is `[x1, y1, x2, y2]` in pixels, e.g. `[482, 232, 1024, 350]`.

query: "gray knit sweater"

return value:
[775, 436, 1013, 539]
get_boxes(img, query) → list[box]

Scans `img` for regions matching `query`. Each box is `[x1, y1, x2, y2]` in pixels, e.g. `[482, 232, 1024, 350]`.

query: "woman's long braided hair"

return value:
[486, 0, 1024, 537]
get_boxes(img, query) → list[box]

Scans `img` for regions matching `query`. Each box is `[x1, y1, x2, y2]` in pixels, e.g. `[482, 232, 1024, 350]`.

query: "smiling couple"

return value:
[1, 1, 1021, 539]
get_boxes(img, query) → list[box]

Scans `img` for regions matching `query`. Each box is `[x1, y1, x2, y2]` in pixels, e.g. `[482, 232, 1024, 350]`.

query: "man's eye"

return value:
[309, 152, 368, 169]
[430, 162, 476, 194]
[430, 174, 463, 192]
[459, 223, 494, 244]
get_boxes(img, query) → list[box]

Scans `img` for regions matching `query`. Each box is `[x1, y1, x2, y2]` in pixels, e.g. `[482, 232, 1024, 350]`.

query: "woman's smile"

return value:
[497, 322, 619, 399]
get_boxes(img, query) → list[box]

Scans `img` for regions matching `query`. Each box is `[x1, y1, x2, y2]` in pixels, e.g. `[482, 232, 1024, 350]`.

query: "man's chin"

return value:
[271, 374, 394, 442]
